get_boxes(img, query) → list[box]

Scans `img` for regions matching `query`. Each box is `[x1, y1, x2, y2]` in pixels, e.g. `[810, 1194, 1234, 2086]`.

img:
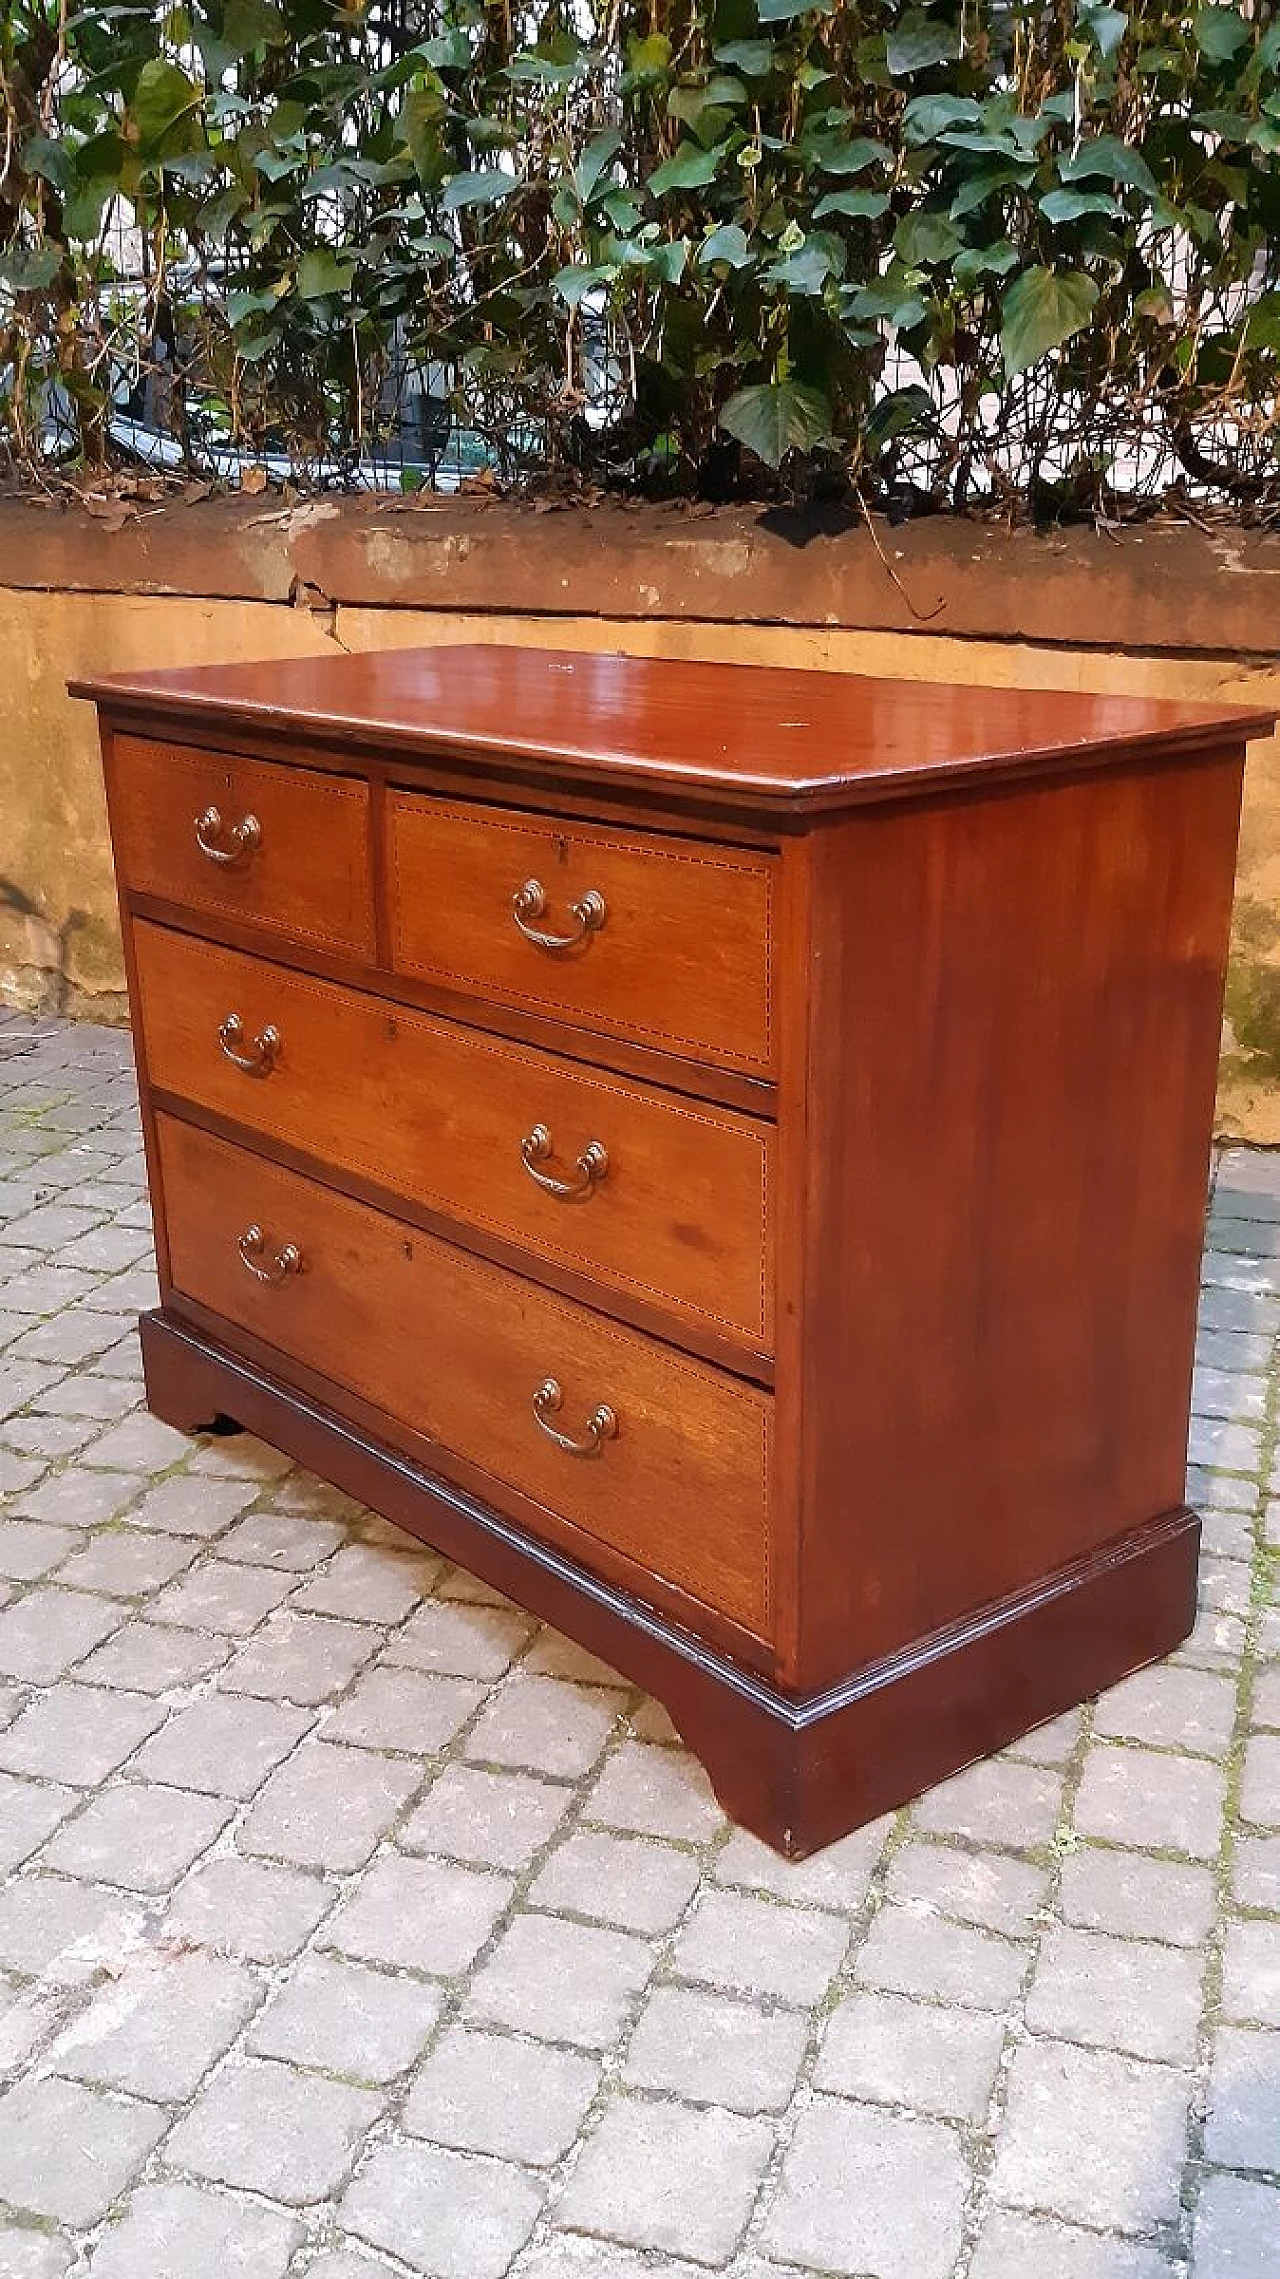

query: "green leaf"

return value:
[1000, 265, 1099, 374]
[21, 135, 75, 196]
[886, 12, 962, 76]
[757, 0, 834, 18]
[440, 169, 517, 211]
[131, 60, 202, 155]
[296, 247, 356, 300]
[902, 94, 981, 143]
[863, 384, 934, 450]
[223, 0, 287, 56]
[1084, 8, 1128, 60]
[805, 134, 891, 176]
[953, 239, 1020, 287]
[552, 262, 615, 307]
[813, 186, 890, 219]
[575, 128, 622, 205]
[1244, 292, 1280, 350]
[1039, 186, 1120, 222]
[718, 379, 832, 467]
[625, 32, 672, 83]
[0, 243, 62, 291]
[894, 211, 963, 265]
[1193, 7, 1250, 62]
[1061, 134, 1157, 197]
[714, 40, 774, 76]
[696, 222, 754, 267]
[648, 142, 725, 194]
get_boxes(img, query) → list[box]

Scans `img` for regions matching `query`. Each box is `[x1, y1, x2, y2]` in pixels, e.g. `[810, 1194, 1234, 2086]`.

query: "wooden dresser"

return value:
[74, 645, 1274, 1857]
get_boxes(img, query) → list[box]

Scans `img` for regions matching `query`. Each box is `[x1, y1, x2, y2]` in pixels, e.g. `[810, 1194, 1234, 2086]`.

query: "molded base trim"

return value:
[141, 1308, 1199, 1857]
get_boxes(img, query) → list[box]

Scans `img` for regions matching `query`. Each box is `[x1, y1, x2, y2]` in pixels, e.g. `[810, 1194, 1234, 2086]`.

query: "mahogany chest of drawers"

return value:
[75, 644, 1274, 1856]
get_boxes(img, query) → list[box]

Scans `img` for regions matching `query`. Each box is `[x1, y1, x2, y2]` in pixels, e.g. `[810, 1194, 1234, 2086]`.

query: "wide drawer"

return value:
[156, 1116, 772, 1636]
[135, 923, 773, 1356]
[105, 736, 375, 958]
[387, 793, 775, 1076]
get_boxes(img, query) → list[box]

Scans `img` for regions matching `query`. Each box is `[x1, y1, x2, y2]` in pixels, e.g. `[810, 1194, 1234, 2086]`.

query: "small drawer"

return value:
[387, 793, 775, 1076]
[105, 735, 375, 958]
[157, 1115, 773, 1637]
[134, 923, 774, 1355]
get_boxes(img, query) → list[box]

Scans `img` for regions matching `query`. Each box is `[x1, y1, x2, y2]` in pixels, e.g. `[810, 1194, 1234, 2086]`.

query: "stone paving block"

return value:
[9, 1468, 138, 1530]
[216, 1510, 349, 1570]
[297, 2256, 399, 2279]
[1175, 1601, 1250, 1673]
[1234, 1831, 1280, 1912]
[7, 1313, 116, 1370]
[0, 1587, 125, 1683]
[149, 1559, 296, 1636]
[557, 2091, 774, 2264]
[1193, 2172, 1280, 2279]
[164, 2057, 382, 2204]
[291, 1542, 441, 1623]
[247, 1953, 443, 2084]
[239, 1740, 422, 1872]
[1221, 1918, 1280, 2027]
[34, 1374, 135, 1425]
[327, 1852, 513, 1976]
[466, 1913, 654, 2048]
[910, 1755, 1064, 1848]
[0, 1519, 78, 1580]
[762, 2093, 965, 2279]
[1204, 2022, 1280, 2171]
[54, 1947, 259, 2100]
[0, 1449, 46, 1498]
[0, 1773, 77, 1875]
[0, 2226, 71, 2278]
[816, 1987, 1006, 2121]
[219, 1611, 377, 1707]
[1058, 1844, 1217, 1948]
[1202, 1503, 1257, 1560]
[124, 1474, 260, 1539]
[522, 1630, 629, 1687]
[883, 1841, 1049, 1937]
[1201, 1554, 1255, 1618]
[1189, 1415, 1264, 1472]
[405, 2024, 599, 2163]
[267, 1473, 365, 1524]
[990, 2037, 1191, 2232]
[401, 1763, 575, 1870]
[53, 1529, 199, 1599]
[0, 2073, 166, 2224]
[2, 1415, 99, 1461]
[1026, 1923, 1203, 2063]
[164, 1855, 337, 1962]
[1092, 1661, 1237, 1755]
[322, 1664, 485, 1752]
[37, 1780, 231, 1891]
[1192, 1363, 1268, 1420]
[86, 2180, 300, 2279]
[967, 2209, 1174, 2279]
[712, 1817, 892, 1910]
[0, 1977, 61, 2074]
[582, 1742, 724, 1845]
[530, 1830, 702, 1935]
[0, 1682, 162, 1785]
[1254, 1666, 1280, 1728]
[856, 1904, 1027, 2012]
[183, 1432, 292, 1483]
[1004, 1708, 1084, 1767]
[476, 2248, 698, 2279]
[466, 1674, 619, 1779]
[0, 1874, 144, 1980]
[1073, 1741, 1228, 1858]
[624, 1982, 809, 2116]
[75, 1618, 231, 1693]
[382, 1597, 532, 1677]
[673, 1887, 848, 2006]
[80, 1411, 189, 1471]
[0, 1266, 97, 1317]
[341, 2141, 543, 2279]
[129, 1692, 312, 1798]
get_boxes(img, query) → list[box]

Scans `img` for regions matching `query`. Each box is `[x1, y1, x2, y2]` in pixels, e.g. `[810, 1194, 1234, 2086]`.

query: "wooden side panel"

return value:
[106, 735, 376, 958]
[793, 751, 1244, 1686]
[132, 920, 774, 1356]
[156, 1114, 773, 1638]
[387, 793, 776, 1074]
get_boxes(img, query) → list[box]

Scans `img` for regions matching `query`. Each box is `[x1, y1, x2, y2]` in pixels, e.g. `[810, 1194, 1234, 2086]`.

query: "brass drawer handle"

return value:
[238, 1224, 302, 1284]
[532, 1376, 618, 1456]
[512, 878, 606, 953]
[520, 1124, 608, 1201]
[218, 1015, 281, 1077]
[196, 805, 261, 866]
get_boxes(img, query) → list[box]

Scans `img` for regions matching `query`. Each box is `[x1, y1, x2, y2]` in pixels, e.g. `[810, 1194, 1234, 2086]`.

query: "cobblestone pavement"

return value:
[0, 1012, 1276, 2279]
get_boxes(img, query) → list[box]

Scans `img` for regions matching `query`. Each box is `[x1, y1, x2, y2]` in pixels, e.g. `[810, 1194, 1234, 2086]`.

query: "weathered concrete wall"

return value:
[1, 498, 1277, 1136]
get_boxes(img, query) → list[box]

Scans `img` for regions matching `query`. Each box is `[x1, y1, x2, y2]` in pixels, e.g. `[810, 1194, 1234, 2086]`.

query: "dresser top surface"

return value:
[74, 642, 1274, 815]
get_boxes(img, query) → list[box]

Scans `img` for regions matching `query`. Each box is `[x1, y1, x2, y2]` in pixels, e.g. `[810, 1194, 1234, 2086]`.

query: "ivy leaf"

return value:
[1084, 8, 1129, 59]
[805, 133, 892, 176]
[223, 0, 287, 56]
[813, 186, 890, 219]
[1061, 134, 1157, 197]
[757, 0, 835, 19]
[575, 128, 622, 205]
[131, 60, 202, 155]
[21, 135, 75, 196]
[1000, 265, 1099, 374]
[863, 383, 934, 450]
[696, 222, 754, 267]
[953, 239, 1020, 287]
[902, 94, 981, 143]
[886, 12, 962, 76]
[440, 168, 517, 210]
[894, 211, 963, 265]
[552, 262, 615, 307]
[1244, 292, 1280, 350]
[648, 142, 725, 194]
[295, 247, 357, 300]
[0, 243, 62, 291]
[1040, 186, 1120, 222]
[714, 40, 775, 76]
[719, 379, 832, 467]
[1193, 7, 1250, 62]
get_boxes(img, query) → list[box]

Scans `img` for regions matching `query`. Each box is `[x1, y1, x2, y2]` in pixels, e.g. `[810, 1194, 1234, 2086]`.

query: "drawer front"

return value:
[106, 736, 375, 958]
[135, 924, 773, 1354]
[387, 794, 775, 1075]
[157, 1116, 772, 1636]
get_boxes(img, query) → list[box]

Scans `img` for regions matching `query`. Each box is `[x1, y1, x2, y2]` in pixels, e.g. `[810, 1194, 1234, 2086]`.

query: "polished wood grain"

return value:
[156, 1113, 773, 1636]
[72, 644, 1275, 816]
[133, 918, 774, 1355]
[105, 733, 375, 957]
[387, 791, 775, 1074]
